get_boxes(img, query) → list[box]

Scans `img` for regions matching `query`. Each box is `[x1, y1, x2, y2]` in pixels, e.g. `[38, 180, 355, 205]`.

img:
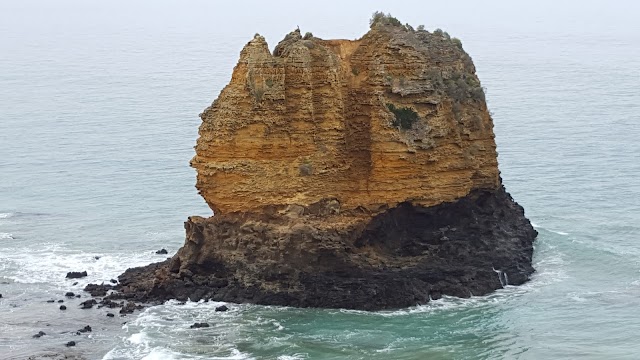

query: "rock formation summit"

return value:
[110, 17, 537, 310]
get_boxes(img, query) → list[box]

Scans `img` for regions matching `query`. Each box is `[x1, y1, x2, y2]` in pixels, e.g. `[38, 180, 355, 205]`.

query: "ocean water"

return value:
[1, 1, 640, 359]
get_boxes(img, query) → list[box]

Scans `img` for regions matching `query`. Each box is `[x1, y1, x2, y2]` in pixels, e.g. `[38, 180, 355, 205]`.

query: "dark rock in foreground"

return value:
[99, 187, 536, 310]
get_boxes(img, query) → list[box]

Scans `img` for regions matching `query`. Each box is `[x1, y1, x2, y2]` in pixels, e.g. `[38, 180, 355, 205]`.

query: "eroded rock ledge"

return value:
[108, 186, 534, 310]
[99, 18, 537, 310]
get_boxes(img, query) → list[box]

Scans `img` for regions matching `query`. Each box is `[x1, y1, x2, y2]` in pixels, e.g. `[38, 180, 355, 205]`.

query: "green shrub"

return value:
[303, 32, 313, 40]
[433, 28, 444, 37]
[370, 11, 403, 28]
[470, 86, 486, 102]
[451, 37, 463, 49]
[299, 162, 312, 176]
[387, 103, 420, 129]
[452, 102, 463, 122]
[417, 25, 425, 31]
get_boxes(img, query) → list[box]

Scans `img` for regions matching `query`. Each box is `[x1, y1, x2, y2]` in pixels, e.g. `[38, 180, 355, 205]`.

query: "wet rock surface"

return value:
[79, 300, 97, 309]
[97, 187, 535, 310]
[65, 271, 87, 279]
[84, 283, 113, 297]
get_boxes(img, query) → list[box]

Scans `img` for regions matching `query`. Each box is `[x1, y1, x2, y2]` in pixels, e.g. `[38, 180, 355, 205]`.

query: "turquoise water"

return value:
[1, 1, 640, 359]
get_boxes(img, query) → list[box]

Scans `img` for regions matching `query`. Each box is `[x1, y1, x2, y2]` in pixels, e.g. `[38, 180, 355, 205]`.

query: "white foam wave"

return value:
[0, 212, 13, 219]
[0, 243, 160, 286]
[277, 355, 307, 360]
[104, 300, 256, 360]
[0, 232, 14, 240]
[529, 221, 571, 236]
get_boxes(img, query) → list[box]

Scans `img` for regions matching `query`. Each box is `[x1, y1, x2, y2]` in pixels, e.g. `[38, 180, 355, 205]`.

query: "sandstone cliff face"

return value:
[193, 26, 498, 215]
[102, 22, 536, 310]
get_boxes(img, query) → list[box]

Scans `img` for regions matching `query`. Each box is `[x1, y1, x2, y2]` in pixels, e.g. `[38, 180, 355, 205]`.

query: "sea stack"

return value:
[113, 16, 537, 310]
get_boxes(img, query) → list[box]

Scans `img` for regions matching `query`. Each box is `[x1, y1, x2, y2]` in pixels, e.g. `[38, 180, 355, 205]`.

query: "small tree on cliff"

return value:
[370, 11, 403, 28]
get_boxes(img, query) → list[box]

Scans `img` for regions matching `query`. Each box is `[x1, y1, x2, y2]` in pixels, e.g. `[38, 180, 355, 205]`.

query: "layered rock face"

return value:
[110, 22, 537, 310]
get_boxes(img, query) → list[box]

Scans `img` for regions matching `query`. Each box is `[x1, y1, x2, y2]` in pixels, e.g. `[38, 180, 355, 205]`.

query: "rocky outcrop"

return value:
[102, 19, 536, 310]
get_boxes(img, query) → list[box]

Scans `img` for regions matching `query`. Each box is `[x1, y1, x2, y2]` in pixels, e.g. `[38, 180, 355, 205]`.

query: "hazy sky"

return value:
[2, 0, 639, 50]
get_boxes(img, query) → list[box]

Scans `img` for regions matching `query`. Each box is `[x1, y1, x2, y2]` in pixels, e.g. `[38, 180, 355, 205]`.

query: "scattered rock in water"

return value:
[59, 305, 67, 310]
[58, 300, 64, 303]
[80, 299, 97, 309]
[110, 279, 118, 284]
[215, 305, 229, 312]
[119, 301, 142, 314]
[32, 331, 46, 338]
[75, 294, 81, 298]
[189, 322, 210, 329]
[72, 282, 78, 286]
[65, 341, 76, 347]
[78, 325, 92, 333]
[98, 298, 120, 309]
[155, 248, 168, 255]
[64, 292, 75, 297]
[84, 283, 113, 297]
[0, 294, 2, 298]
[94, 256, 101, 260]
[106, 313, 115, 317]
[65, 271, 87, 279]
[46, 299, 55, 303]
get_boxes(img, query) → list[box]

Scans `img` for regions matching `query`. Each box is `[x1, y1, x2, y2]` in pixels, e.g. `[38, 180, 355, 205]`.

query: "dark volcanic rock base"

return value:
[107, 187, 535, 310]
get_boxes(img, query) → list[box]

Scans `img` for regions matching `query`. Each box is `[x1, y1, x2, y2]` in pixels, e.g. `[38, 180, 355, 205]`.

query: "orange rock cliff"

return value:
[193, 26, 498, 216]
[101, 18, 537, 311]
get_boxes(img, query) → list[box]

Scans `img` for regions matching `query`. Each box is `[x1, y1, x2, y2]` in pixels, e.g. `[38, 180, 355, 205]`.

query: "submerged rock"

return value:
[155, 249, 168, 255]
[65, 341, 76, 347]
[189, 322, 210, 329]
[215, 305, 228, 312]
[32, 331, 46, 338]
[119, 301, 142, 314]
[98, 16, 536, 311]
[77, 325, 91, 333]
[84, 283, 113, 297]
[65, 271, 87, 279]
[79, 299, 97, 309]
[59, 305, 67, 310]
